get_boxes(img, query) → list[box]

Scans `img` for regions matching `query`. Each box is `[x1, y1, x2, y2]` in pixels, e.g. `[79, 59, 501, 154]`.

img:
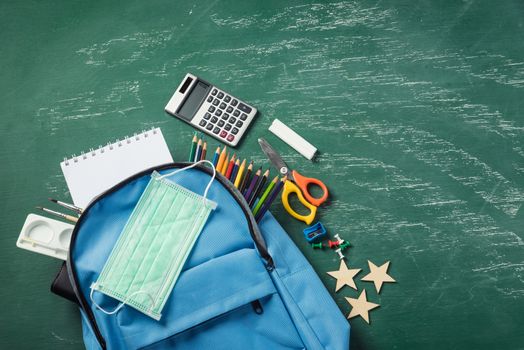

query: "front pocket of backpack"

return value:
[140, 292, 306, 350]
[117, 248, 304, 349]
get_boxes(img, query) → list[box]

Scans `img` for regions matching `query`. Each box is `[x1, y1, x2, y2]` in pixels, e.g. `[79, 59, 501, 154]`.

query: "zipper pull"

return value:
[251, 300, 264, 315]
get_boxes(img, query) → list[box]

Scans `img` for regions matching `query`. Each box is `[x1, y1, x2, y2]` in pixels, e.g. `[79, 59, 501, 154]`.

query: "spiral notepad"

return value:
[60, 128, 173, 208]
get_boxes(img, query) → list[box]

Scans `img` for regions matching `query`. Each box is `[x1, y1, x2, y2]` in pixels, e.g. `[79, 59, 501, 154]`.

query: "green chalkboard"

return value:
[1, 0, 523, 349]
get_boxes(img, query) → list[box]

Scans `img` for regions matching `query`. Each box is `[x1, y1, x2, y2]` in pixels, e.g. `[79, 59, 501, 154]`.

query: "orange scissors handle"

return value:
[291, 170, 329, 207]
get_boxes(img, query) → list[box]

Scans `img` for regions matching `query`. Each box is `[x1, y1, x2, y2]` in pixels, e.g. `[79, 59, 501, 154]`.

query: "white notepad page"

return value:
[60, 128, 173, 208]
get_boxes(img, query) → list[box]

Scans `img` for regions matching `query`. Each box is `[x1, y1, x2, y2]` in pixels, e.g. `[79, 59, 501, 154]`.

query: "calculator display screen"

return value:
[177, 81, 210, 121]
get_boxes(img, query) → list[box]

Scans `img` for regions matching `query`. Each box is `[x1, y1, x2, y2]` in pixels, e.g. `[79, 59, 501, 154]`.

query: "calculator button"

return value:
[199, 120, 207, 127]
[233, 110, 240, 117]
[236, 121, 243, 128]
[240, 113, 248, 121]
[224, 95, 231, 103]
[206, 123, 213, 131]
[224, 123, 232, 131]
[226, 106, 233, 113]
[222, 113, 229, 120]
[218, 120, 225, 127]
[207, 96, 213, 102]
[217, 92, 224, 99]
[227, 134, 235, 142]
[215, 109, 222, 116]
[212, 99, 219, 106]
[211, 89, 217, 96]
[219, 102, 227, 109]
[220, 130, 227, 138]
[208, 106, 215, 113]
[231, 99, 238, 106]
[213, 127, 220, 134]
[232, 127, 239, 135]
[203, 113, 211, 120]
[229, 116, 237, 124]
[237, 103, 252, 114]
[211, 116, 218, 123]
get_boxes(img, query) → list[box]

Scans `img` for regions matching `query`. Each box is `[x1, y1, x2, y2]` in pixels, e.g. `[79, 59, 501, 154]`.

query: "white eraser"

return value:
[268, 119, 317, 160]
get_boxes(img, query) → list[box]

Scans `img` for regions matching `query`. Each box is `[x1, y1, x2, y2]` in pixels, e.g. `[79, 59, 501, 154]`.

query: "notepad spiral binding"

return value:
[62, 128, 159, 166]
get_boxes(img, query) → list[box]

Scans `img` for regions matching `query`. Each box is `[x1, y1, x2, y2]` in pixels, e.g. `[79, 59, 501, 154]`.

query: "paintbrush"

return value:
[48, 198, 83, 214]
[36, 206, 79, 223]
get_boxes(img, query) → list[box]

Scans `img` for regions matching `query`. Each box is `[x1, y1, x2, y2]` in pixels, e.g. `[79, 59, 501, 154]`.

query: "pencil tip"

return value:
[35, 206, 43, 210]
[48, 198, 57, 203]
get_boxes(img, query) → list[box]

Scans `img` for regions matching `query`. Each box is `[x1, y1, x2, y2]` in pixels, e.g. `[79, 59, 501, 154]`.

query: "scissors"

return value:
[258, 138, 328, 224]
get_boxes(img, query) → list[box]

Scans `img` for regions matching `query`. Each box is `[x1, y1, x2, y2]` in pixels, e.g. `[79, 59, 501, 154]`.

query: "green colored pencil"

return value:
[252, 176, 278, 216]
[188, 133, 197, 162]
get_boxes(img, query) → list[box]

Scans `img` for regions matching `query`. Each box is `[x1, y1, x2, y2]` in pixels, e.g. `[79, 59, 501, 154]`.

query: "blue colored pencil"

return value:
[229, 159, 240, 183]
[255, 176, 285, 221]
[212, 147, 220, 167]
[194, 139, 202, 162]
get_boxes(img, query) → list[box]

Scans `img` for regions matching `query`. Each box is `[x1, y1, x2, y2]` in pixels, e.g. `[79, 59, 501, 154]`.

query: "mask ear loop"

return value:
[157, 160, 217, 206]
[89, 284, 156, 316]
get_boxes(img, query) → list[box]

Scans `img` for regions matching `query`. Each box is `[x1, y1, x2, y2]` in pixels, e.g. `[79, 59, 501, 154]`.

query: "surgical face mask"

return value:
[90, 161, 217, 320]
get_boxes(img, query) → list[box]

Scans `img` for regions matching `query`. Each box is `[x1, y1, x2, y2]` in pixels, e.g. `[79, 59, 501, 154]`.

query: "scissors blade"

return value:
[258, 138, 289, 176]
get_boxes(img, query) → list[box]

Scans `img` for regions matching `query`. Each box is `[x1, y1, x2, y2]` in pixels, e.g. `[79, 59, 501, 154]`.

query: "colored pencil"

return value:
[252, 176, 278, 216]
[48, 198, 83, 214]
[244, 168, 261, 201]
[36, 206, 79, 223]
[248, 169, 269, 207]
[255, 176, 286, 221]
[201, 142, 207, 161]
[216, 146, 227, 173]
[194, 138, 202, 162]
[234, 159, 247, 188]
[220, 152, 230, 175]
[225, 154, 236, 179]
[230, 159, 240, 183]
[239, 162, 253, 193]
[212, 147, 220, 167]
[188, 133, 197, 162]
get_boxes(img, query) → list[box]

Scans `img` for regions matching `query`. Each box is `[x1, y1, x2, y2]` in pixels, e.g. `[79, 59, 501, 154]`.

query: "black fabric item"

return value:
[51, 262, 79, 304]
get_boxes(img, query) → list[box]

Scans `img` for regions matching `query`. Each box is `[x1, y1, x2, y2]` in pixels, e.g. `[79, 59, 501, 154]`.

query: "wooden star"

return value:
[346, 289, 380, 324]
[361, 260, 396, 293]
[326, 260, 361, 292]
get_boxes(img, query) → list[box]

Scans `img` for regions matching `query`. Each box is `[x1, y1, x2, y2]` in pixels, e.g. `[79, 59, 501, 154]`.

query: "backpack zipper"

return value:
[67, 162, 274, 349]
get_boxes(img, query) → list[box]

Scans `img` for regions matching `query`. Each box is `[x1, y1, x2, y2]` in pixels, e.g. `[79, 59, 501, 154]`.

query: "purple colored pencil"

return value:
[255, 176, 285, 221]
[243, 168, 261, 200]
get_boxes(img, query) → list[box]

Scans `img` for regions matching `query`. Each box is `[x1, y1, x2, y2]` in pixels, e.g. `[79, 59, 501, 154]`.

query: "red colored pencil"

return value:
[225, 154, 236, 179]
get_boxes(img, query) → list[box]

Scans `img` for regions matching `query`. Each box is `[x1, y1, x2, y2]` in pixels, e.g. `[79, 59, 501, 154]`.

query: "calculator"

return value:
[165, 73, 258, 147]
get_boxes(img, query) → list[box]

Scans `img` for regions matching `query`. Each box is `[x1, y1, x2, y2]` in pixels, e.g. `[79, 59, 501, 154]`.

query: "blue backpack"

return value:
[67, 163, 350, 349]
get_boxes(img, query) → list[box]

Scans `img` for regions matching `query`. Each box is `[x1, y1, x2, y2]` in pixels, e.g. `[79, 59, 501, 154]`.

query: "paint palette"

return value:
[16, 214, 74, 260]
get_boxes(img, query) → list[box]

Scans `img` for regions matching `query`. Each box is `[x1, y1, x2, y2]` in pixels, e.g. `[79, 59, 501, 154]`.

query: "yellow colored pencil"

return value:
[216, 146, 227, 174]
[234, 159, 247, 188]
